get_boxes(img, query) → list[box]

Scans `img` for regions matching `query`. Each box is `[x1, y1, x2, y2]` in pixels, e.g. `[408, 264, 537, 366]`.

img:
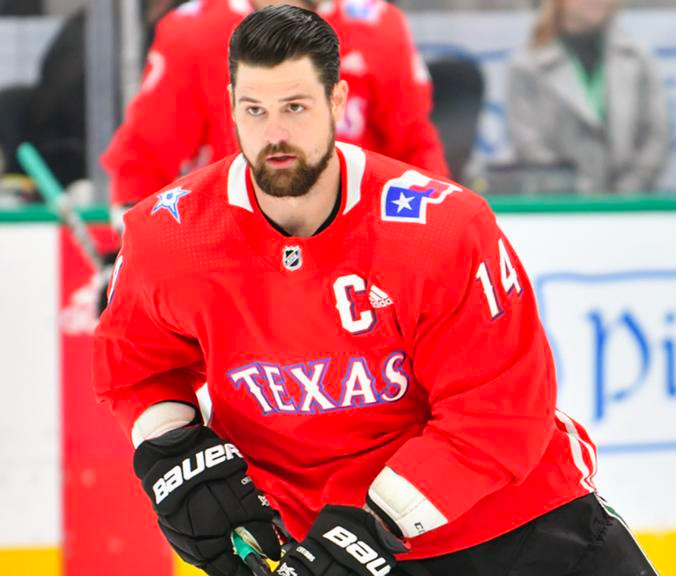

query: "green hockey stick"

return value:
[232, 531, 275, 576]
[16, 141, 104, 271]
[232, 516, 294, 576]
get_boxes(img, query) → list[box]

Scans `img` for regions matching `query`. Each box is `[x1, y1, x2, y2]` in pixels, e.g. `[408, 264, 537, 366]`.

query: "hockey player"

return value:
[101, 0, 447, 223]
[93, 6, 657, 576]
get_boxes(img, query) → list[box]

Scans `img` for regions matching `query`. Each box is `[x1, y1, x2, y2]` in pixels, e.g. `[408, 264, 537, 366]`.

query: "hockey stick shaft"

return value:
[232, 515, 294, 576]
[16, 142, 104, 271]
[233, 532, 275, 576]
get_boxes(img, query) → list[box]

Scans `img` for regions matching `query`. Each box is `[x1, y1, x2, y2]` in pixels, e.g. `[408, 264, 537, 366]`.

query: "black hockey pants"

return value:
[398, 493, 659, 576]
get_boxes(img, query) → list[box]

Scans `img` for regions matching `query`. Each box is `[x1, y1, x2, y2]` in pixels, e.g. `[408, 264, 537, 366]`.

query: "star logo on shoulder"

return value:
[151, 186, 191, 223]
[381, 171, 461, 224]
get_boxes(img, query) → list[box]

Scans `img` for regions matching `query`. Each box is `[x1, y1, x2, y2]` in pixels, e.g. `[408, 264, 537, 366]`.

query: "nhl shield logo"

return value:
[282, 245, 302, 271]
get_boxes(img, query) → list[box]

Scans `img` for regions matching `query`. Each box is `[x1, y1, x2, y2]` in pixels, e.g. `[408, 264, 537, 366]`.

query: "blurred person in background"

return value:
[427, 54, 484, 184]
[25, 8, 86, 187]
[101, 0, 448, 231]
[0, 5, 84, 196]
[0, 0, 42, 15]
[506, 0, 669, 194]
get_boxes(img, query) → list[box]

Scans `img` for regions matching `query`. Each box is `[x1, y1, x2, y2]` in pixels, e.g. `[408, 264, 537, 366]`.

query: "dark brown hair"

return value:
[229, 4, 340, 98]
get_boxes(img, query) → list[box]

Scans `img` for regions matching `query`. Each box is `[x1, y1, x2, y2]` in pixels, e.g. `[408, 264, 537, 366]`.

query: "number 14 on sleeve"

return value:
[475, 238, 523, 319]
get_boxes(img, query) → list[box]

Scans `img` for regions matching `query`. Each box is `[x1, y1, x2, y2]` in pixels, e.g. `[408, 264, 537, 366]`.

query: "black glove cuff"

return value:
[133, 425, 238, 477]
[133, 425, 248, 514]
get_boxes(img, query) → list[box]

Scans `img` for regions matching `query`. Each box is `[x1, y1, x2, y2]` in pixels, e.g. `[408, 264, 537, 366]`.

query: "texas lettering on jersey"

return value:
[227, 351, 410, 415]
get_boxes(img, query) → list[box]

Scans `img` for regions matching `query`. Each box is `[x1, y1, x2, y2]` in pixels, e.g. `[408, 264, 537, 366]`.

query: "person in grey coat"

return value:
[506, 0, 669, 194]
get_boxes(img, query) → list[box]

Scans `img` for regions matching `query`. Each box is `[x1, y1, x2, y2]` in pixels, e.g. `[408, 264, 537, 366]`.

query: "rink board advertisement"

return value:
[0, 209, 675, 576]
[500, 213, 676, 534]
[0, 223, 60, 573]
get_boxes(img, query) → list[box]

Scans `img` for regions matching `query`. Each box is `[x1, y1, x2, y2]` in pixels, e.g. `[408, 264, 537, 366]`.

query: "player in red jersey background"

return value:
[101, 0, 447, 217]
[93, 6, 657, 576]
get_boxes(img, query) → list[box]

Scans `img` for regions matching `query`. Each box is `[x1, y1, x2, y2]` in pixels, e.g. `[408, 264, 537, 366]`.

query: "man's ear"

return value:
[331, 79, 349, 124]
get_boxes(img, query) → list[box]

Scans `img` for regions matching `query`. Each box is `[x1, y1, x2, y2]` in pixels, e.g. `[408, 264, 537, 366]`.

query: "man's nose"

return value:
[264, 118, 290, 145]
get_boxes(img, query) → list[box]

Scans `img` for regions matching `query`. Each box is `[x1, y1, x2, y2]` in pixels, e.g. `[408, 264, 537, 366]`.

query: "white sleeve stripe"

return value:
[555, 409, 597, 492]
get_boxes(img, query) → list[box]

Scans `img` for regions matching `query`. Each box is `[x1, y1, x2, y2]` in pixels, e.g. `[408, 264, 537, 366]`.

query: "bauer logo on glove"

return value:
[152, 442, 244, 504]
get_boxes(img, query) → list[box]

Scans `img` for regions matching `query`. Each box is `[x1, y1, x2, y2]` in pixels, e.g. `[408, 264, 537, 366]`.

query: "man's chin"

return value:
[259, 179, 308, 198]
[255, 167, 310, 198]
[263, 166, 295, 179]
[261, 186, 310, 199]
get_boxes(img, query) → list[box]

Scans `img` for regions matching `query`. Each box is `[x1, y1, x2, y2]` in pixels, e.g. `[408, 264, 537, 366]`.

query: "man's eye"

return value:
[287, 103, 305, 113]
[247, 106, 264, 117]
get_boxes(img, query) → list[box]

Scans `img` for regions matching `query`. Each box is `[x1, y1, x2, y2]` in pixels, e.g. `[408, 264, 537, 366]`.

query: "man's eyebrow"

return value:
[279, 93, 313, 102]
[237, 94, 313, 104]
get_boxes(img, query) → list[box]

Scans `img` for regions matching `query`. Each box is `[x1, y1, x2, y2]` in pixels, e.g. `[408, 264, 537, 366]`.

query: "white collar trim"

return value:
[226, 142, 366, 215]
[227, 154, 253, 212]
[336, 141, 365, 215]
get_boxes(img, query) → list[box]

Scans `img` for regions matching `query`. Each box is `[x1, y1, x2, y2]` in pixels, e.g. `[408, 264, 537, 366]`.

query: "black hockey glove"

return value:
[274, 505, 408, 576]
[134, 425, 281, 576]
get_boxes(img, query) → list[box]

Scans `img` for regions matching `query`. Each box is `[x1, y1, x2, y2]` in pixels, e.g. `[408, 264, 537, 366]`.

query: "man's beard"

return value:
[239, 123, 335, 198]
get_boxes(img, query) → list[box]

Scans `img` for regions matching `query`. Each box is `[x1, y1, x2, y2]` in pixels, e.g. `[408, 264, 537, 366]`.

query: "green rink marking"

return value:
[1, 196, 676, 223]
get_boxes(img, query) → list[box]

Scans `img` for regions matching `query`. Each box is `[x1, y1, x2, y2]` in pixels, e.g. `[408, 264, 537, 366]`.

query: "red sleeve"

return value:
[387, 202, 555, 524]
[368, 6, 449, 176]
[100, 14, 208, 205]
[92, 216, 205, 437]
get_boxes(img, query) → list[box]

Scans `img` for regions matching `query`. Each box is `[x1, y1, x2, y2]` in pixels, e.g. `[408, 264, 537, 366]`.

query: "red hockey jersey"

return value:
[101, 0, 448, 206]
[93, 143, 597, 559]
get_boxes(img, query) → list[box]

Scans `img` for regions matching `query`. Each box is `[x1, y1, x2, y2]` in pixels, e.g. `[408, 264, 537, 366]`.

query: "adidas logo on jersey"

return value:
[368, 285, 393, 309]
